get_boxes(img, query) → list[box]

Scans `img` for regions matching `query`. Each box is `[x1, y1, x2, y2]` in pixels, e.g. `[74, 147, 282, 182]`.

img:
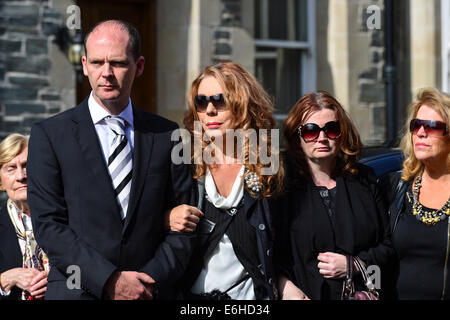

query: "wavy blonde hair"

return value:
[183, 61, 284, 198]
[0, 133, 28, 191]
[400, 87, 450, 181]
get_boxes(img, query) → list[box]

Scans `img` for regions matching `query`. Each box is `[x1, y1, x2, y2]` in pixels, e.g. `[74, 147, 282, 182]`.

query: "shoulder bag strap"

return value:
[342, 255, 355, 299]
[223, 273, 252, 294]
[353, 257, 377, 292]
[197, 180, 205, 211]
[201, 199, 243, 259]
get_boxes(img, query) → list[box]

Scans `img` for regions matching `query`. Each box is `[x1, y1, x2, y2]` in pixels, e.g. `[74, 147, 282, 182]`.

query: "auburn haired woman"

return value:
[276, 91, 395, 300]
[166, 61, 283, 300]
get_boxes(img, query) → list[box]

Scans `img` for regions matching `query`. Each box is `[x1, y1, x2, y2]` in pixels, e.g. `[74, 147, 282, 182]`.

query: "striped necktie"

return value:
[105, 116, 133, 220]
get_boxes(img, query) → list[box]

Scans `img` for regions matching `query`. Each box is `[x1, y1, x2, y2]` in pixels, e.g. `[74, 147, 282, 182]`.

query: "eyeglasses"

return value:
[298, 121, 341, 142]
[194, 94, 226, 113]
[409, 118, 448, 137]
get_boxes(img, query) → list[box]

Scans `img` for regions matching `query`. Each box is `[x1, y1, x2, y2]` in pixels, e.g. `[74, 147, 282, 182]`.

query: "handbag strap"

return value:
[342, 255, 355, 298]
[197, 180, 205, 211]
[223, 273, 251, 294]
[346, 255, 353, 280]
[342, 256, 379, 299]
[353, 256, 377, 292]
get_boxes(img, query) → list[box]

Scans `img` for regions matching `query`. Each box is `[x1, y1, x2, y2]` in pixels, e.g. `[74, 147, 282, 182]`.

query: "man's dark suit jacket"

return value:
[0, 205, 22, 300]
[27, 98, 195, 300]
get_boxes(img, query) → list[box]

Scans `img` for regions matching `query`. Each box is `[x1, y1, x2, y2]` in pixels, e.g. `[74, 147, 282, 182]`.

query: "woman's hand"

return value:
[0, 268, 41, 293]
[317, 252, 347, 279]
[164, 204, 204, 232]
[278, 274, 310, 300]
[29, 270, 49, 299]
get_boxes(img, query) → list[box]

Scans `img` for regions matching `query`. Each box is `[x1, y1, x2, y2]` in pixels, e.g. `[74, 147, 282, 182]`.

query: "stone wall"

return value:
[0, 0, 65, 138]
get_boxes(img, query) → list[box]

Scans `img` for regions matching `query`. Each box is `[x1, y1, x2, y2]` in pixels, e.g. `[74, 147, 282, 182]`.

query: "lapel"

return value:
[122, 106, 153, 233]
[70, 99, 122, 225]
[0, 205, 22, 271]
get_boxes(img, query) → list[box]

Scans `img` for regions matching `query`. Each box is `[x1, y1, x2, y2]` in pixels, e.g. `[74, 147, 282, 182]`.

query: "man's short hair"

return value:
[84, 19, 142, 60]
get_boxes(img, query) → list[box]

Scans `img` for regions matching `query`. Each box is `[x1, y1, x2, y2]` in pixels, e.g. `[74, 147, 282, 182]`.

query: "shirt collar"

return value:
[88, 91, 134, 128]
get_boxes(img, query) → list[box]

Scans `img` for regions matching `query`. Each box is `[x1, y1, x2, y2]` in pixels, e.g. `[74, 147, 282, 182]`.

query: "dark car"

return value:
[360, 146, 404, 178]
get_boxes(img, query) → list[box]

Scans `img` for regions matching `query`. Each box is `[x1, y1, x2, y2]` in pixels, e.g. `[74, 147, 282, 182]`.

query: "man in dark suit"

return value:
[27, 20, 195, 300]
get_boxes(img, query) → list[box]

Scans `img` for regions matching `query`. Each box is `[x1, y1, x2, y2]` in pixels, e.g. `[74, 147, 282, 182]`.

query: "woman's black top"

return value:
[383, 174, 450, 300]
[316, 185, 342, 299]
[317, 186, 337, 224]
[274, 163, 395, 300]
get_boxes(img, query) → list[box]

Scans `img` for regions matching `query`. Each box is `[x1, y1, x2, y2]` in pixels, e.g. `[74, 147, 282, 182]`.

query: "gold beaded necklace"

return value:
[411, 173, 450, 226]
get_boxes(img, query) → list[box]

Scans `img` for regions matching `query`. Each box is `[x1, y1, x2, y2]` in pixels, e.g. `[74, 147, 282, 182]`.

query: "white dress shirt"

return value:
[87, 92, 135, 166]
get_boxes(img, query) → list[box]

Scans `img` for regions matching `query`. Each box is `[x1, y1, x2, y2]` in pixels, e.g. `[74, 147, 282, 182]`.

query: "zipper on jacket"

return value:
[441, 219, 450, 300]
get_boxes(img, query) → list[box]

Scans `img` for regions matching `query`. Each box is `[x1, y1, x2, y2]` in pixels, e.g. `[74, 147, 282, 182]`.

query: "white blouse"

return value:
[190, 166, 256, 299]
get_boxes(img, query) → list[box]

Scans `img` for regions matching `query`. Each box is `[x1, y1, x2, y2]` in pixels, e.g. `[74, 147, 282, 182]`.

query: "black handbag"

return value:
[341, 256, 379, 300]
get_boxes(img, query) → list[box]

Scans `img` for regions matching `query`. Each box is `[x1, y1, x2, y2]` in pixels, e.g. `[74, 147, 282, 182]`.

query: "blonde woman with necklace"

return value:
[381, 88, 450, 299]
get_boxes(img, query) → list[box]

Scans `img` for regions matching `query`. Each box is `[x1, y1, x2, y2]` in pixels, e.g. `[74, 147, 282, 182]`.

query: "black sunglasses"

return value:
[409, 118, 448, 136]
[194, 94, 226, 112]
[298, 121, 341, 142]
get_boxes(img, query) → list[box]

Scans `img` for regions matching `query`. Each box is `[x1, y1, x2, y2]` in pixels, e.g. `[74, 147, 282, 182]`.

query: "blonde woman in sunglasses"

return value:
[379, 88, 450, 299]
[275, 91, 395, 300]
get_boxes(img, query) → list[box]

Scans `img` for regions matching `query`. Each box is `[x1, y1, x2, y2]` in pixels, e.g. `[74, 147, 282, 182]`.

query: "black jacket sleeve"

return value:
[28, 123, 117, 299]
[138, 134, 197, 294]
[271, 194, 296, 281]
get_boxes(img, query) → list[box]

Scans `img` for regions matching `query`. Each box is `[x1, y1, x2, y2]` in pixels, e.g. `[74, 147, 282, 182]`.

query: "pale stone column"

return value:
[186, 0, 202, 91]
[410, 0, 440, 94]
[327, 0, 351, 109]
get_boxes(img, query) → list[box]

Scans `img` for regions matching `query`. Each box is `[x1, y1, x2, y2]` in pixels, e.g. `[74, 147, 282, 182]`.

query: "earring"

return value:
[244, 170, 262, 194]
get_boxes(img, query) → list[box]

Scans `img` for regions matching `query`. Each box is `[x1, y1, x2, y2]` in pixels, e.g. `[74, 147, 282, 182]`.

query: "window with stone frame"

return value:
[254, 0, 316, 124]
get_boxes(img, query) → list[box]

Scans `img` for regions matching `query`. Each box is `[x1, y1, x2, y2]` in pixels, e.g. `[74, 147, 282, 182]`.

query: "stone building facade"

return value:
[0, 0, 73, 138]
[0, 0, 446, 146]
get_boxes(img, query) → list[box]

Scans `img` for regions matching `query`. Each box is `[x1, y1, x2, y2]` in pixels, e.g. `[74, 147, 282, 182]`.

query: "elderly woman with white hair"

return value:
[0, 133, 49, 300]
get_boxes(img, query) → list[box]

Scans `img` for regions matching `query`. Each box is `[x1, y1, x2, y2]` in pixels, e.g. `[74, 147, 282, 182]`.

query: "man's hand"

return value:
[29, 270, 49, 299]
[0, 268, 41, 293]
[164, 204, 204, 232]
[104, 271, 156, 300]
